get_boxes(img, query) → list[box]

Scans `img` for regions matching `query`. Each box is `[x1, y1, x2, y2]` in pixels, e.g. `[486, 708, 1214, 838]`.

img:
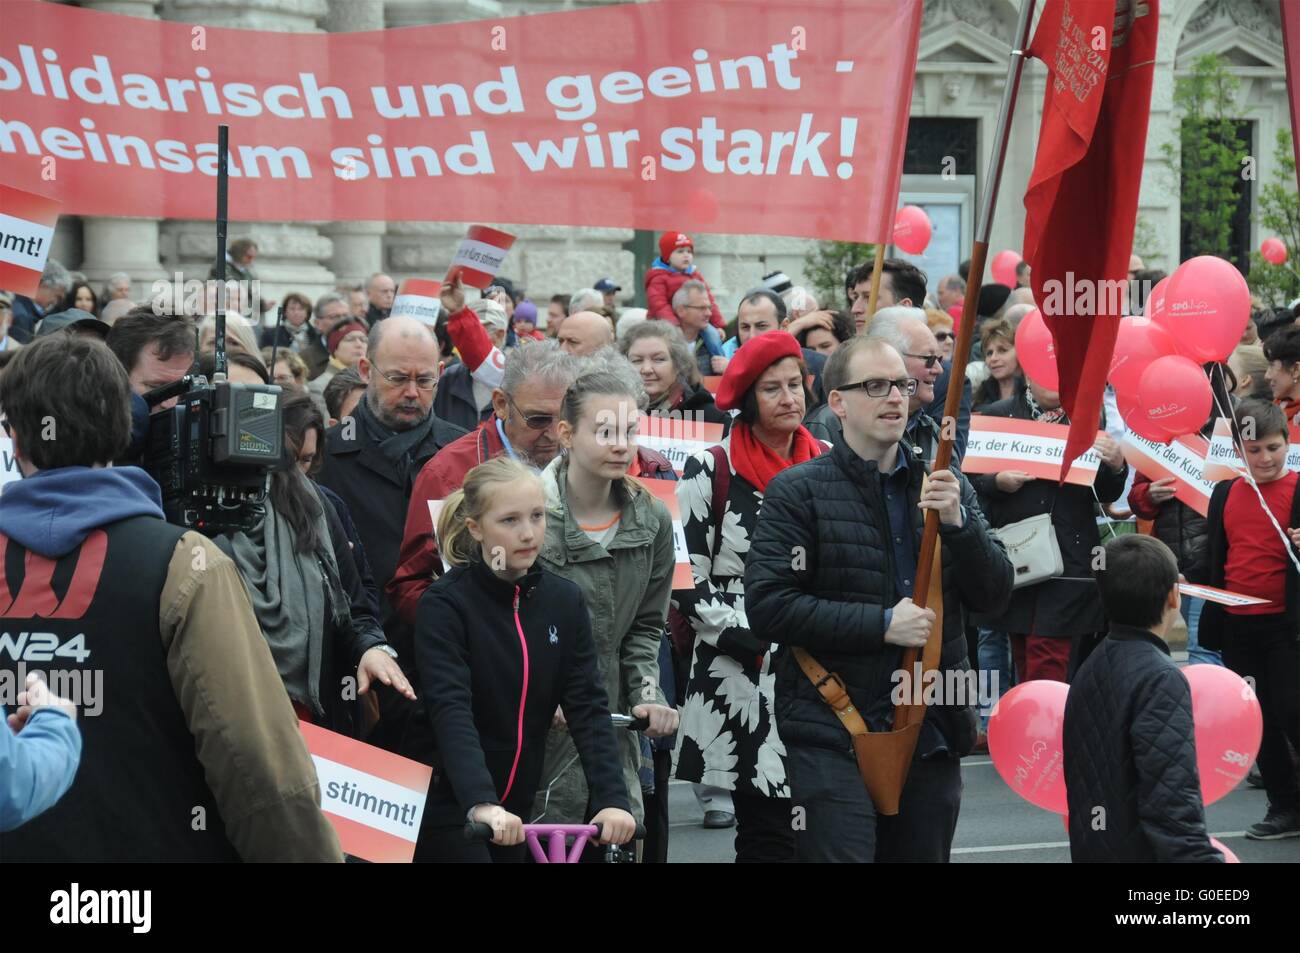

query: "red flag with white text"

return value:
[1022, 0, 1159, 479]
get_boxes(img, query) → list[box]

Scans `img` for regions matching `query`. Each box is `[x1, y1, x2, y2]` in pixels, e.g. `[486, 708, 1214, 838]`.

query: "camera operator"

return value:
[0, 334, 341, 862]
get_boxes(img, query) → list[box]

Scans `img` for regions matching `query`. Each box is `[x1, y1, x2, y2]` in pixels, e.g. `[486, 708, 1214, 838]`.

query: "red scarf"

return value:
[728, 421, 823, 492]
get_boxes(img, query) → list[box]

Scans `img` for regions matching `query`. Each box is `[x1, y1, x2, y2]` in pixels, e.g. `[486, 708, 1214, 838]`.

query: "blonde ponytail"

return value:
[435, 456, 543, 567]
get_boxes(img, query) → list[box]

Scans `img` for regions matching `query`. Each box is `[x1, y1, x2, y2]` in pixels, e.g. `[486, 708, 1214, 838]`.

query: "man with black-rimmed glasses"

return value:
[745, 336, 1012, 862]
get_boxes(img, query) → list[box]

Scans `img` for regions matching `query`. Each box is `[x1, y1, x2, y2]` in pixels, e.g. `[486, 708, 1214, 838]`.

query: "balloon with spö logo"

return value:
[1134, 355, 1212, 441]
[1109, 314, 1176, 396]
[893, 205, 932, 255]
[988, 680, 1069, 813]
[1158, 255, 1250, 363]
[1184, 664, 1263, 806]
[1260, 237, 1288, 266]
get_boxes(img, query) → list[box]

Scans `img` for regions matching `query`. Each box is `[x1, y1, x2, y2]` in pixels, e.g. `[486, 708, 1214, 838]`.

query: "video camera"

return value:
[140, 124, 285, 537]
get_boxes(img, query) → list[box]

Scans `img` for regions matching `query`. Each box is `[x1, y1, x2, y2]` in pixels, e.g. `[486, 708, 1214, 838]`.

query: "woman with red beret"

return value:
[672, 331, 824, 862]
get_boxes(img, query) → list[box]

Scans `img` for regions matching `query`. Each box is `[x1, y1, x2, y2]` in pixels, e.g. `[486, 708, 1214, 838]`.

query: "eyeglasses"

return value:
[679, 304, 711, 312]
[836, 377, 919, 398]
[903, 352, 944, 369]
[934, 332, 953, 343]
[507, 394, 556, 430]
[375, 368, 438, 391]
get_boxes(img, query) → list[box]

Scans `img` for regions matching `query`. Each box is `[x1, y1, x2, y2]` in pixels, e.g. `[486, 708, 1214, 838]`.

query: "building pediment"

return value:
[918, 18, 1010, 69]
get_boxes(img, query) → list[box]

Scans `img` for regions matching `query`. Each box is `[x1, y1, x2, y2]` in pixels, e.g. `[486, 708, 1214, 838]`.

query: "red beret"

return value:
[659, 230, 693, 261]
[715, 332, 803, 411]
[327, 320, 367, 355]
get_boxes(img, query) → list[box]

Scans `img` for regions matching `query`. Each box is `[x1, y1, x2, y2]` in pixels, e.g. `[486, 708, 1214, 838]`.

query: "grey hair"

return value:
[366, 272, 393, 291]
[39, 259, 72, 293]
[619, 319, 696, 386]
[1003, 302, 1036, 331]
[865, 305, 929, 354]
[579, 346, 648, 410]
[939, 274, 966, 293]
[615, 307, 648, 341]
[500, 338, 580, 398]
[107, 271, 131, 288]
[570, 288, 602, 314]
[314, 291, 348, 316]
[671, 279, 709, 312]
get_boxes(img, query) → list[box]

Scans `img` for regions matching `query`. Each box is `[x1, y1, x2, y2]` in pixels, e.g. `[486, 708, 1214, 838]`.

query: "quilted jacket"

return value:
[1063, 625, 1222, 863]
[744, 437, 1014, 756]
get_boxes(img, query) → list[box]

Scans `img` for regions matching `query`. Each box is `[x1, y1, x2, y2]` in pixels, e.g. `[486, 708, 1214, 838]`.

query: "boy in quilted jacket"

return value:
[1063, 535, 1222, 863]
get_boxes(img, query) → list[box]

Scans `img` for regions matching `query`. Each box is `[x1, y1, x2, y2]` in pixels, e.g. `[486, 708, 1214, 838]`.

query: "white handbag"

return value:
[991, 512, 1063, 589]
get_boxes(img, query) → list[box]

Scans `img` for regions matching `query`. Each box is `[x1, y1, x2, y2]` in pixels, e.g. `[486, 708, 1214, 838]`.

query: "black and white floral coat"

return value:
[671, 436, 788, 798]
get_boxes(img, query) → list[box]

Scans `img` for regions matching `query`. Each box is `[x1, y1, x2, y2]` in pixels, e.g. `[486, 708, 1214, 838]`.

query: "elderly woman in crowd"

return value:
[621, 320, 729, 425]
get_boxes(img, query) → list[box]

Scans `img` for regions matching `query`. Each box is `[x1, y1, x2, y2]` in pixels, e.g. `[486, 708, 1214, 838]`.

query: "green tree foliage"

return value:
[803, 240, 874, 310]
[1163, 53, 1246, 260]
[1246, 128, 1300, 308]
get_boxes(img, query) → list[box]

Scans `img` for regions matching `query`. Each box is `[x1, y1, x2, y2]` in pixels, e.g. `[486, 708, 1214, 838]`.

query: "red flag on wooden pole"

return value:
[1282, 0, 1300, 174]
[1022, 0, 1160, 479]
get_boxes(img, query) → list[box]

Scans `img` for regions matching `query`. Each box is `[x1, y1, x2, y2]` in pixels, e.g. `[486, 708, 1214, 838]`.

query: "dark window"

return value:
[903, 117, 979, 177]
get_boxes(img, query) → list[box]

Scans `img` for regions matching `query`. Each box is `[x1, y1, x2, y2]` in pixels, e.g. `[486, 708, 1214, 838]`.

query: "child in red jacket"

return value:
[645, 231, 726, 330]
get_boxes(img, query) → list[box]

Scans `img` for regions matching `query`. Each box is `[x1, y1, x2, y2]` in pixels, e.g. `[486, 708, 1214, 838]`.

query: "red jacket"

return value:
[644, 264, 725, 329]
[388, 421, 508, 625]
[388, 422, 678, 625]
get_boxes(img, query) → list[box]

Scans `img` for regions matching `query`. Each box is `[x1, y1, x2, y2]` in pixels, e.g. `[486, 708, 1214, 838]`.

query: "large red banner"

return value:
[0, 0, 922, 243]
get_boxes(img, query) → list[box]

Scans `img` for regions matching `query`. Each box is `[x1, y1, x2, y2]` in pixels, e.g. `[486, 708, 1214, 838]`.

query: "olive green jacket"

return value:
[530, 457, 675, 824]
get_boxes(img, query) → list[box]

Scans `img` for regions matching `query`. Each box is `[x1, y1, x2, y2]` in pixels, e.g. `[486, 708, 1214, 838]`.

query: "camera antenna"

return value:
[213, 123, 229, 384]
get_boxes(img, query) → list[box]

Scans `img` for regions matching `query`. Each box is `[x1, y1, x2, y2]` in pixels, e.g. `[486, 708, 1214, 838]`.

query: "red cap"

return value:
[715, 332, 803, 411]
[328, 320, 367, 355]
[659, 231, 693, 261]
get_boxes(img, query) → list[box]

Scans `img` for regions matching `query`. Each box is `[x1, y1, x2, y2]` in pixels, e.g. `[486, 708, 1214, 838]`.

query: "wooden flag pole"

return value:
[865, 243, 886, 318]
[853, 0, 1038, 817]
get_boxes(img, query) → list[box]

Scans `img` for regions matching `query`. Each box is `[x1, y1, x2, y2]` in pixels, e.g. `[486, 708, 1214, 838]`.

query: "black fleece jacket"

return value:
[415, 558, 631, 826]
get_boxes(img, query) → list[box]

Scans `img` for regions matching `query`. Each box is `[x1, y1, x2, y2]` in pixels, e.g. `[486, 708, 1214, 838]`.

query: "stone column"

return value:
[78, 0, 165, 301]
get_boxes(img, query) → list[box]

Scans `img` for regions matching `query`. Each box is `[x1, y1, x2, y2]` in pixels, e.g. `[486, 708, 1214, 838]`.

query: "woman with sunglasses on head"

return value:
[528, 360, 680, 855]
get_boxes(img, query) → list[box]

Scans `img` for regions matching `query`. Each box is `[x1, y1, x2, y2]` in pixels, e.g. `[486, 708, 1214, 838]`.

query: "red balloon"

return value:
[1161, 256, 1250, 362]
[1115, 384, 1172, 443]
[893, 205, 932, 255]
[1261, 237, 1288, 265]
[1109, 315, 1177, 395]
[991, 250, 1022, 288]
[1135, 355, 1212, 440]
[1144, 275, 1170, 322]
[988, 680, 1070, 814]
[1185, 664, 1263, 806]
[1013, 308, 1059, 391]
[947, 303, 963, 332]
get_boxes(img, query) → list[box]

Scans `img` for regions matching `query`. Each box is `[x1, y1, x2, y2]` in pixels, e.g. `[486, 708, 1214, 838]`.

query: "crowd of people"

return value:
[1, 233, 1298, 864]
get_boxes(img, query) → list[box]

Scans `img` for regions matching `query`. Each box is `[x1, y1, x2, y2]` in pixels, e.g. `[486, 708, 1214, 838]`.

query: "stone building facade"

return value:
[45, 0, 1294, 314]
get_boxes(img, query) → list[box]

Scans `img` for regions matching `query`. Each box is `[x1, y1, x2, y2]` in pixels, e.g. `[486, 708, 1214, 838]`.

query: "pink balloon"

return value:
[1135, 355, 1212, 440]
[893, 205, 932, 255]
[988, 680, 1070, 813]
[1013, 308, 1059, 391]
[1261, 237, 1288, 266]
[1210, 837, 1240, 863]
[1115, 384, 1171, 443]
[1185, 664, 1263, 806]
[991, 250, 1023, 288]
[1109, 315, 1177, 395]
[1143, 275, 1170, 322]
[1161, 256, 1250, 362]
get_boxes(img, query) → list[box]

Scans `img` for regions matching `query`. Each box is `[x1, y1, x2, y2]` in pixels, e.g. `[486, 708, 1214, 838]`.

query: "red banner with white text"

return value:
[0, 0, 922, 242]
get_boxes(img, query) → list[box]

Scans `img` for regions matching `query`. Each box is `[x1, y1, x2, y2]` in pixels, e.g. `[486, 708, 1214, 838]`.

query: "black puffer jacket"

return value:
[744, 438, 1014, 755]
[970, 390, 1128, 637]
[1063, 625, 1222, 863]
